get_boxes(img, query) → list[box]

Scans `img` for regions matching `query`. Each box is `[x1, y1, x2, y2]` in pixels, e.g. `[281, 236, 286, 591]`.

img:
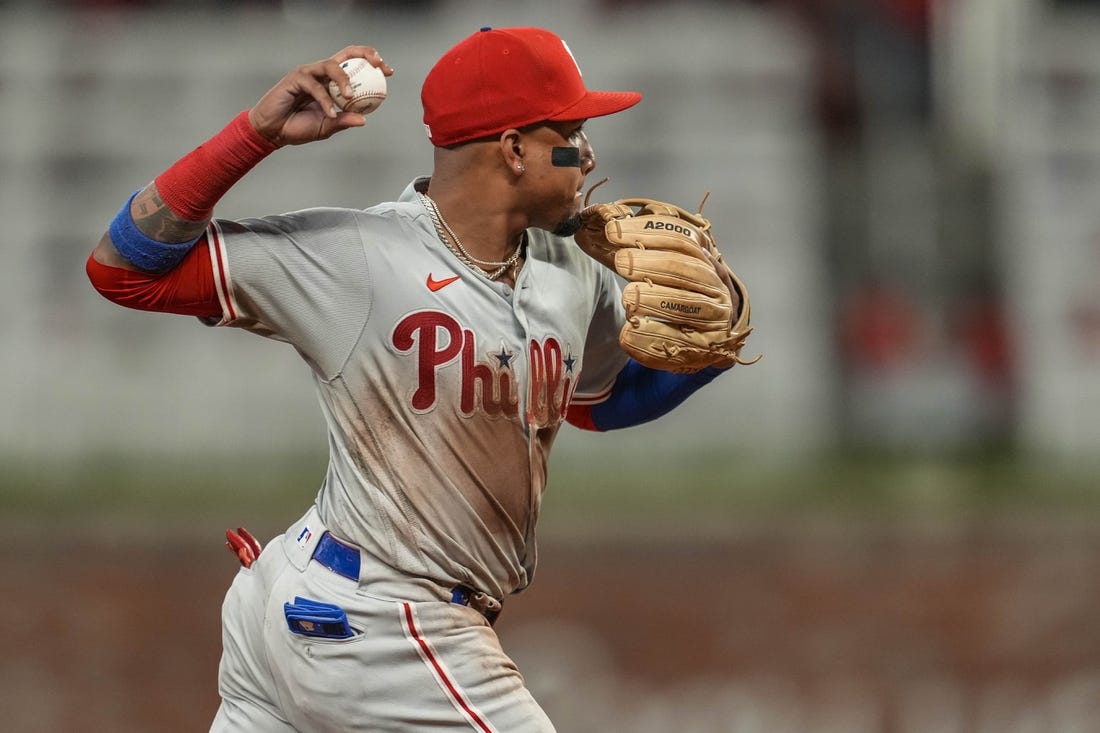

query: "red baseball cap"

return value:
[422, 26, 643, 147]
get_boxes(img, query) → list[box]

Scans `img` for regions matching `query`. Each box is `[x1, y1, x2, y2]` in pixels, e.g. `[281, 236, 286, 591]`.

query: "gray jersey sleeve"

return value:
[572, 253, 630, 401]
[205, 207, 371, 379]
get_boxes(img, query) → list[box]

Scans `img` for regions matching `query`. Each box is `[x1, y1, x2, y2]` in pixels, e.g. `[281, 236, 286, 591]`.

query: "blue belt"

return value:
[311, 532, 361, 581]
[310, 532, 502, 625]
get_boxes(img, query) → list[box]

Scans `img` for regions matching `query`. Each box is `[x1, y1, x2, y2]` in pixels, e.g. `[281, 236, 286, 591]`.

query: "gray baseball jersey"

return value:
[205, 177, 628, 600]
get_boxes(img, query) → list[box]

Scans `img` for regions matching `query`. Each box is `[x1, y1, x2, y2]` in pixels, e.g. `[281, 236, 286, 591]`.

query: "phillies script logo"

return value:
[526, 336, 576, 428]
[392, 311, 577, 426]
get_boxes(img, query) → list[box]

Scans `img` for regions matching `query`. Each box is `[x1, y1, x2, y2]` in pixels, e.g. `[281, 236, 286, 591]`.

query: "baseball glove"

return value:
[574, 192, 760, 373]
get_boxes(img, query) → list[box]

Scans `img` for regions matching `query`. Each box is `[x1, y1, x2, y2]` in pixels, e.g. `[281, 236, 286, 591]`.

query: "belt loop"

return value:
[451, 585, 503, 625]
[284, 506, 326, 572]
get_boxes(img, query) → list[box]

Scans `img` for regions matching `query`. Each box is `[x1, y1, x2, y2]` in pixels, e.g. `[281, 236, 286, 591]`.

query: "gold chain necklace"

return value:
[419, 193, 522, 281]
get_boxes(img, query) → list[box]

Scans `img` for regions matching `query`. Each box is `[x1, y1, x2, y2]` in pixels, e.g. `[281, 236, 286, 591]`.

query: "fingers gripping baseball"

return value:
[248, 46, 393, 147]
[575, 196, 761, 372]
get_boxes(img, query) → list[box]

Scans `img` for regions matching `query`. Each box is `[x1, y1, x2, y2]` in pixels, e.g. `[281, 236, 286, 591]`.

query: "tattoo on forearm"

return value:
[131, 186, 208, 242]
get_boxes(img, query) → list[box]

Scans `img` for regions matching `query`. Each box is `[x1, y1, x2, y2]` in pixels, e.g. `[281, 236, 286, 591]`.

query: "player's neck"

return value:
[424, 186, 526, 264]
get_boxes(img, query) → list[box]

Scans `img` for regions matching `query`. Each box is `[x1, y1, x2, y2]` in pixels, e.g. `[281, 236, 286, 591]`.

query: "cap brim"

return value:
[549, 90, 642, 122]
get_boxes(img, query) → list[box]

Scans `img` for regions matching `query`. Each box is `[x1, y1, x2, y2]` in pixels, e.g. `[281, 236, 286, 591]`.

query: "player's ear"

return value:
[499, 129, 525, 175]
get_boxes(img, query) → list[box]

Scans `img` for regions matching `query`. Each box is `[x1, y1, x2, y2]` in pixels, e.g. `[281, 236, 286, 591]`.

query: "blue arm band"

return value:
[588, 360, 729, 431]
[108, 190, 202, 273]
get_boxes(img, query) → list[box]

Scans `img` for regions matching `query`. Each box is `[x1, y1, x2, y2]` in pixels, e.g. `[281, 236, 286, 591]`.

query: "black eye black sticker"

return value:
[551, 147, 582, 168]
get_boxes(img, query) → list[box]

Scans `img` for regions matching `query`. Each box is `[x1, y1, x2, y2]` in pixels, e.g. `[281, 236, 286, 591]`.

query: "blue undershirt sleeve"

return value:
[588, 360, 729, 431]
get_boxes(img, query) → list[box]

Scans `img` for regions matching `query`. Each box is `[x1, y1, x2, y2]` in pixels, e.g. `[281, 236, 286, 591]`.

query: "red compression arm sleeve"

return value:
[154, 110, 277, 221]
[86, 239, 221, 318]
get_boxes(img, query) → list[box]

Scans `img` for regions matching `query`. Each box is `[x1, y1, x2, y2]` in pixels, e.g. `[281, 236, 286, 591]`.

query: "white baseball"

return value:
[329, 58, 387, 115]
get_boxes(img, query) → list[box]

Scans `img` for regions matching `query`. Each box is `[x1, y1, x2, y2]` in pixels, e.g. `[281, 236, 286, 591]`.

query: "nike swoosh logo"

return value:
[426, 274, 461, 292]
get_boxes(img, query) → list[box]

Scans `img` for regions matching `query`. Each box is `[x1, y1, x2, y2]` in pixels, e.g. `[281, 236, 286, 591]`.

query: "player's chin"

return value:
[552, 213, 584, 238]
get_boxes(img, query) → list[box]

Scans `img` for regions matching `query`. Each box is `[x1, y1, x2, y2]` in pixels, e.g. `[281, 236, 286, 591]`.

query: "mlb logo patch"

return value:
[296, 527, 312, 547]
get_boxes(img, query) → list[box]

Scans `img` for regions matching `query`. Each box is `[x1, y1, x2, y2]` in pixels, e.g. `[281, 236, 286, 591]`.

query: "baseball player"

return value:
[87, 26, 750, 732]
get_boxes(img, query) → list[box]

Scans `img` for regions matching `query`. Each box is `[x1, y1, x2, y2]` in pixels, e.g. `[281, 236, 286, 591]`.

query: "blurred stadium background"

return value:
[3, 0, 1100, 731]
